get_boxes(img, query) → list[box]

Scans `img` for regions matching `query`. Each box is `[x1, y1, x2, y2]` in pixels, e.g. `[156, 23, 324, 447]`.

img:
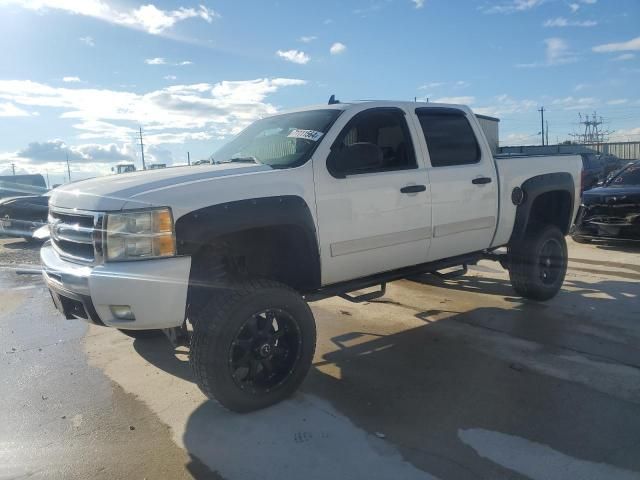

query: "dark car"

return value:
[0, 193, 50, 241]
[580, 153, 603, 192]
[0, 174, 47, 200]
[572, 160, 640, 242]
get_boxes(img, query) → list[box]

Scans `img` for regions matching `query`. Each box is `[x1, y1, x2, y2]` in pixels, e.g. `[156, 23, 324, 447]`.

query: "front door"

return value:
[312, 106, 432, 286]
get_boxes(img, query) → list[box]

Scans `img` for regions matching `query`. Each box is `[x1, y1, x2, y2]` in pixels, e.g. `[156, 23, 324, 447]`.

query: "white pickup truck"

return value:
[42, 100, 582, 412]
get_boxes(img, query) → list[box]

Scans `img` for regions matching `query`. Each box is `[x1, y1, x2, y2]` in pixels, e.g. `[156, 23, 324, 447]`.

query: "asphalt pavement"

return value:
[1, 236, 640, 479]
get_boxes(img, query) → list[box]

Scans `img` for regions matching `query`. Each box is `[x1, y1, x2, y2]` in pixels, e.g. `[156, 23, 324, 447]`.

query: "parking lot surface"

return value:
[1, 236, 640, 479]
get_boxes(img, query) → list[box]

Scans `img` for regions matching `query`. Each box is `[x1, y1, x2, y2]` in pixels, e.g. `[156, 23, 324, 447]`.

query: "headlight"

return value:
[105, 208, 176, 261]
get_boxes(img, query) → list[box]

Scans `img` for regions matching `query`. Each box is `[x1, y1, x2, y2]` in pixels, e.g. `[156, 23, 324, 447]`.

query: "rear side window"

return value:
[416, 109, 481, 167]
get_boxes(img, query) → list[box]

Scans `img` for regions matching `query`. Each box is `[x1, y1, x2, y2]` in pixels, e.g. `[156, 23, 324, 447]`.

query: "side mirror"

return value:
[328, 142, 383, 178]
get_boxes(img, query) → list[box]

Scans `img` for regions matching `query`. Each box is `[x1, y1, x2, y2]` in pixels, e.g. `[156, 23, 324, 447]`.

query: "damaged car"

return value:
[572, 160, 640, 243]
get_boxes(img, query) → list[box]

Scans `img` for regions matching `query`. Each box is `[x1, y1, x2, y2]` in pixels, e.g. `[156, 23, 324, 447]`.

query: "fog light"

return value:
[110, 305, 135, 321]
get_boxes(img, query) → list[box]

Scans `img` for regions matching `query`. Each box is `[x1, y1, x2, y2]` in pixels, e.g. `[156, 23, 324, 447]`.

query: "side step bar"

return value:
[339, 283, 387, 303]
[432, 265, 468, 280]
[305, 251, 484, 302]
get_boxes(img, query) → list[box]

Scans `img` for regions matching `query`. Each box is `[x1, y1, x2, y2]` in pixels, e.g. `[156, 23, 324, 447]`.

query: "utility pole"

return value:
[139, 126, 146, 170]
[187, 151, 191, 166]
[546, 120, 549, 146]
[46, 170, 50, 189]
[538, 107, 545, 146]
[10, 163, 16, 176]
[66, 153, 71, 182]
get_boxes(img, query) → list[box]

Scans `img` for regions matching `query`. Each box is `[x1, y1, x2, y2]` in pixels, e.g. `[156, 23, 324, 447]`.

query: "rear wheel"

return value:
[189, 279, 316, 412]
[508, 224, 568, 301]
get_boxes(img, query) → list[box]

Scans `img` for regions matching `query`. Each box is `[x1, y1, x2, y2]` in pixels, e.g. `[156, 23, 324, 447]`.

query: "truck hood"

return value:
[49, 163, 271, 211]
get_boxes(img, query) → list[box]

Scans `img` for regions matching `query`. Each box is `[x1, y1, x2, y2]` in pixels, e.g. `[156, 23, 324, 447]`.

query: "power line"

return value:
[139, 126, 146, 170]
[538, 107, 545, 146]
[66, 153, 71, 182]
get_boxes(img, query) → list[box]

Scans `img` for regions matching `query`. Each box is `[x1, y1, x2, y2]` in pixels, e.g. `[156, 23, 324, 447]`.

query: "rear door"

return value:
[312, 106, 432, 286]
[412, 107, 498, 261]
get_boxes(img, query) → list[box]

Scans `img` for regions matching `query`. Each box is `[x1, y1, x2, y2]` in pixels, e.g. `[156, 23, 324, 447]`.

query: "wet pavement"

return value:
[1, 236, 640, 479]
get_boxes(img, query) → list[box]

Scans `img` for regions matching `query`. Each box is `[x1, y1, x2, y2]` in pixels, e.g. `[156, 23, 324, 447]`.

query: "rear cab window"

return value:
[415, 108, 481, 167]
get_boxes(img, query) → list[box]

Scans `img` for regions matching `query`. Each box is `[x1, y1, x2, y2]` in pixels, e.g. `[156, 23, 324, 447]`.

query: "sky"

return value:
[0, 0, 639, 185]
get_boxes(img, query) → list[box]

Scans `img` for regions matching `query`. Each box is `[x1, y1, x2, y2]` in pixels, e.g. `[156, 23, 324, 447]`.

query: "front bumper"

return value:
[0, 217, 45, 238]
[572, 206, 640, 241]
[41, 242, 192, 329]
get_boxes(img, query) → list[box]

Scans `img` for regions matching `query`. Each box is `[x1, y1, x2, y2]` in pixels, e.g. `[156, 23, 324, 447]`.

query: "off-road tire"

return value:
[189, 279, 316, 412]
[508, 224, 568, 301]
[117, 329, 163, 339]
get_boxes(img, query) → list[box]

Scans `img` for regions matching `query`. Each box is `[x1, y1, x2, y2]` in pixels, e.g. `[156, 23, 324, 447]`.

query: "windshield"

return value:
[211, 109, 342, 168]
[608, 163, 640, 186]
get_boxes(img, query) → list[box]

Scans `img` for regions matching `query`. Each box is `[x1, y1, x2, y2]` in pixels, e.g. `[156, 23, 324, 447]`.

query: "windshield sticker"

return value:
[287, 129, 324, 141]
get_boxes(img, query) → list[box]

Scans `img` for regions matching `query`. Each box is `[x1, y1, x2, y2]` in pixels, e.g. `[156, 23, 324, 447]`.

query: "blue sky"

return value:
[0, 0, 639, 185]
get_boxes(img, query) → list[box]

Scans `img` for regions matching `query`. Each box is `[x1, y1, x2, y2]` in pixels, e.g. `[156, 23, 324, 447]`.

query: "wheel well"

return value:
[528, 190, 573, 234]
[188, 225, 321, 293]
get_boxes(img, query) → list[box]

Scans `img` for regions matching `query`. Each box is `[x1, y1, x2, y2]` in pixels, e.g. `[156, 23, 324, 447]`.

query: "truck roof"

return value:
[278, 100, 478, 116]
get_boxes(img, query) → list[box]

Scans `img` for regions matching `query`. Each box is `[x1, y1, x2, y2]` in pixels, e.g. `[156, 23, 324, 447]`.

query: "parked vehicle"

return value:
[572, 160, 640, 242]
[580, 153, 603, 192]
[41, 100, 582, 412]
[0, 174, 47, 200]
[0, 192, 50, 241]
[112, 163, 136, 174]
[148, 163, 167, 170]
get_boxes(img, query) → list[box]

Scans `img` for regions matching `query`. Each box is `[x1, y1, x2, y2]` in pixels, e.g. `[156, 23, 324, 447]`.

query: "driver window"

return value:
[331, 109, 417, 176]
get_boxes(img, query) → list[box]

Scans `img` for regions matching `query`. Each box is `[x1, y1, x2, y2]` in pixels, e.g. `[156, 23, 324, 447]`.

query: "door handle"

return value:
[400, 185, 427, 194]
[472, 177, 492, 185]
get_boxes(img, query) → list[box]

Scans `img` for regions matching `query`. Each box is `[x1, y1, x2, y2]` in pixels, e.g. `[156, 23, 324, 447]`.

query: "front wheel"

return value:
[508, 224, 568, 301]
[189, 280, 316, 412]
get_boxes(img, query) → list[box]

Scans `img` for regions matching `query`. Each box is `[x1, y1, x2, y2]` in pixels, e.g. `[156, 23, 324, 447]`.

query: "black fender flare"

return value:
[175, 195, 320, 288]
[509, 172, 575, 242]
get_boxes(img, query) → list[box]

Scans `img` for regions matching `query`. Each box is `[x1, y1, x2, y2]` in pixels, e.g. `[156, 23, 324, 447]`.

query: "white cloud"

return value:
[543, 17, 597, 27]
[568, 0, 596, 11]
[517, 37, 577, 67]
[412, 0, 425, 8]
[2, 1, 218, 35]
[483, 0, 545, 14]
[164, 75, 177, 81]
[329, 42, 347, 55]
[609, 127, 640, 142]
[276, 49, 310, 64]
[593, 36, 640, 53]
[474, 94, 537, 117]
[0, 101, 33, 117]
[15, 139, 134, 164]
[62, 76, 81, 83]
[0, 78, 307, 142]
[145, 58, 192, 66]
[574, 83, 589, 91]
[431, 96, 475, 105]
[607, 99, 628, 105]
[613, 53, 636, 61]
[79, 36, 95, 47]
[551, 96, 598, 110]
[145, 57, 167, 65]
[299, 36, 317, 43]
[419, 82, 445, 90]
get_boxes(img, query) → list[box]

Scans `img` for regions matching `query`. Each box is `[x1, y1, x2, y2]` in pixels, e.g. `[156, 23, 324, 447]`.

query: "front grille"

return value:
[49, 208, 101, 264]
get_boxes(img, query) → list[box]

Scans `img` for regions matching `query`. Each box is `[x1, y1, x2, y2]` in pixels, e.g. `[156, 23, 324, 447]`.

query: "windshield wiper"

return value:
[227, 155, 260, 164]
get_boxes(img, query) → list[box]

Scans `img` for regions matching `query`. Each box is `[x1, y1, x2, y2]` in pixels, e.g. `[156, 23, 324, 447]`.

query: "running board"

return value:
[339, 283, 387, 303]
[432, 264, 468, 279]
